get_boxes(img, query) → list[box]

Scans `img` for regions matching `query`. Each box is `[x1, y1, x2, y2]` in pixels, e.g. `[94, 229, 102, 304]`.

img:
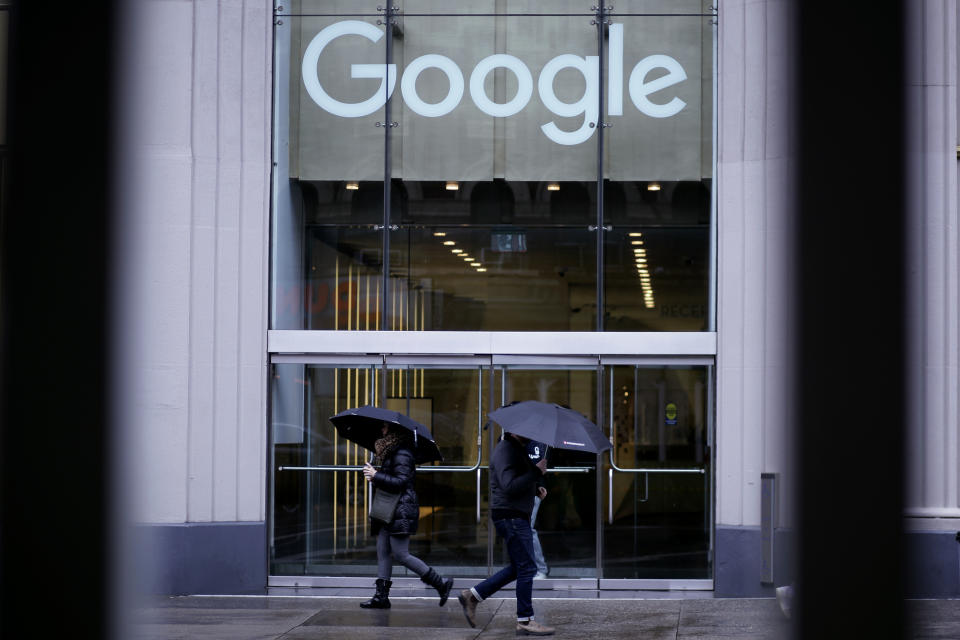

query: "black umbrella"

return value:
[329, 405, 443, 464]
[487, 400, 610, 454]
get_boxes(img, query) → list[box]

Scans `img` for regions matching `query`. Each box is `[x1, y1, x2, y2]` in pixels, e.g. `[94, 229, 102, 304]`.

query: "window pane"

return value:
[602, 11, 713, 331]
[384, 9, 600, 330]
[497, 366, 598, 578]
[272, 9, 386, 329]
[603, 364, 711, 579]
[386, 366, 489, 575]
[389, 181, 596, 330]
[270, 363, 495, 577]
[271, 364, 381, 575]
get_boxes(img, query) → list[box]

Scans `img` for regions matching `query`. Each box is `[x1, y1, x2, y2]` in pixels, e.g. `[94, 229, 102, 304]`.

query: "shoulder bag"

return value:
[369, 487, 401, 524]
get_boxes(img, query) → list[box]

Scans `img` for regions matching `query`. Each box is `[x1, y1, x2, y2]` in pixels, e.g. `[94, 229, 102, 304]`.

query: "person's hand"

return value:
[538, 486, 548, 499]
[362, 462, 377, 482]
[536, 458, 548, 475]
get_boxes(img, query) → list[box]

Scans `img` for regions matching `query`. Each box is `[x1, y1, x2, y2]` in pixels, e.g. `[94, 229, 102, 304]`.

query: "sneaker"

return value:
[517, 620, 555, 636]
[534, 572, 548, 579]
[458, 589, 478, 628]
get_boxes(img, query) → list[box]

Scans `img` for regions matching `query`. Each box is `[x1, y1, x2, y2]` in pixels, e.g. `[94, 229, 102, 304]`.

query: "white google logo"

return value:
[302, 20, 688, 146]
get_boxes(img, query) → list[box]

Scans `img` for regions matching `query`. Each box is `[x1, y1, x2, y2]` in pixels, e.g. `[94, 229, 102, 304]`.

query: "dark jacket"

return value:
[526, 440, 547, 493]
[490, 435, 543, 517]
[371, 442, 419, 535]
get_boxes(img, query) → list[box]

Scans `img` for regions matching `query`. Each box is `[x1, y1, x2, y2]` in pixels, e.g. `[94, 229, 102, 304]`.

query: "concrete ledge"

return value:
[906, 529, 960, 598]
[135, 521, 267, 595]
[715, 525, 795, 597]
[716, 525, 960, 598]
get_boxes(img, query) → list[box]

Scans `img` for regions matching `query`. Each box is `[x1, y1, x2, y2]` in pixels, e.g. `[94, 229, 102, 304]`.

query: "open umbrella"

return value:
[329, 405, 443, 464]
[487, 400, 610, 454]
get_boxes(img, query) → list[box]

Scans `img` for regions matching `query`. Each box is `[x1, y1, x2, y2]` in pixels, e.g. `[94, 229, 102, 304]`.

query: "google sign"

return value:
[302, 20, 688, 146]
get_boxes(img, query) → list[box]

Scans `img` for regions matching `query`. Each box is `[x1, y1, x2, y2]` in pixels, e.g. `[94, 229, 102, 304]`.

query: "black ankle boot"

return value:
[420, 568, 454, 606]
[360, 578, 392, 609]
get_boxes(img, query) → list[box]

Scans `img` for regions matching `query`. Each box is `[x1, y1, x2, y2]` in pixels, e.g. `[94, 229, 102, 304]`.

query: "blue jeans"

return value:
[530, 495, 548, 575]
[473, 517, 537, 620]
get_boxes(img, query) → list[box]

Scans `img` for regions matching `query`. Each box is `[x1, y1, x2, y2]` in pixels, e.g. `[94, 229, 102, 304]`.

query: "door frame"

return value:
[267, 350, 715, 591]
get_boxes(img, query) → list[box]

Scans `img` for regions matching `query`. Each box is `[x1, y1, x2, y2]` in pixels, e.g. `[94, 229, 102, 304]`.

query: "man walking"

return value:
[458, 431, 555, 636]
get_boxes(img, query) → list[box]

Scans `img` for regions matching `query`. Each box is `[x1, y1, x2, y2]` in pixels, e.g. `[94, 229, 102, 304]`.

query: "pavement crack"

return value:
[273, 608, 319, 639]
[675, 601, 682, 640]
[473, 599, 505, 638]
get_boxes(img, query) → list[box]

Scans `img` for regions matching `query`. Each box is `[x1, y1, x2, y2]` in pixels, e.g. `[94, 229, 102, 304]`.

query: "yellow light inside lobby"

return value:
[547, 183, 560, 191]
[470, 262, 481, 267]
[647, 182, 661, 191]
[476, 268, 487, 272]
[445, 181, 459, 191]
[443, 240, 456, 246]
[629, 232, 643, 237]
[433, 231, 446, 237]
[452, 249, 463, 254]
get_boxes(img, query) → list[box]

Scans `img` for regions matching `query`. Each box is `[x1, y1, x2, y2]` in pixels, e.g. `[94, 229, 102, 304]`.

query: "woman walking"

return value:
[360, 422, 453, 609]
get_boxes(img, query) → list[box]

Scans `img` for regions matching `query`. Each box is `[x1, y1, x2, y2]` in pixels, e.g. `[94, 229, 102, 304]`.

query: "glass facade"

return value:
[269, 1, 716, 585]
[272, 1, 713, 332]
[270, 361, 712, 579]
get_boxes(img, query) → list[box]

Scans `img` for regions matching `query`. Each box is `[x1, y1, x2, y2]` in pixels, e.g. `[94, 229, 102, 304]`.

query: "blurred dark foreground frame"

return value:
[794, 0, 906, 637]
[0, 1, 118, 638]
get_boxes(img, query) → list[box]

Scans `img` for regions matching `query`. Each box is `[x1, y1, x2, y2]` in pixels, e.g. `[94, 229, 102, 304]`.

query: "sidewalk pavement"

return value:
[129, 592, 960, 639]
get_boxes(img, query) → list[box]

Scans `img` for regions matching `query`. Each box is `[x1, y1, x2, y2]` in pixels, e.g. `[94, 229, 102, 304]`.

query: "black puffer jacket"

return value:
[371, 443, 419, 535]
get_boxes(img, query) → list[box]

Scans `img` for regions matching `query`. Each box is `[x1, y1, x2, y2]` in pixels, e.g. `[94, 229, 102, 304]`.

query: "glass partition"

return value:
[271, 363, 382, 574]
[497, 365, 599, 578]
[602, 364, 711, 579]
[270, 0, 717, 587]
[270, 362, 495, 577]
[273, 4, 387, 329]
[602, 9, 713, 331]
[272, 2, 714, 332]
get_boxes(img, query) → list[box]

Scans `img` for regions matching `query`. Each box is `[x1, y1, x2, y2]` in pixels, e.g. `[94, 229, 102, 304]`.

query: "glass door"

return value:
[384, 360, 492, 577]
[601, 363, 713, 584]
[271, 361, 384, 575]
[269, 358, 714, 586]
[269, 358, 496, 578]
[496, 363, 599, 581]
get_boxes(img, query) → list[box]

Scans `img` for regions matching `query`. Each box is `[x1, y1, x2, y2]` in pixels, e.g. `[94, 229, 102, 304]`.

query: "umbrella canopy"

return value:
[487, 401, 610, 454]
[329, 405, 443, 464]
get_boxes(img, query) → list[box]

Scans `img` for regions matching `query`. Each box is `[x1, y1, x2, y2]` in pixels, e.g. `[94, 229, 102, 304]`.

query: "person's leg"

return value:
[502, 517, 538, 622]
[360, 530, 394, 609]
[387, 534, 428, 577]
[530, 496, 548, 576]
[377, 529, 395, 579]
[459, 519, 517, 628]
[390, 534, 454, 606]
[505, 519, 555, 635]
[472, 519, 518, 600]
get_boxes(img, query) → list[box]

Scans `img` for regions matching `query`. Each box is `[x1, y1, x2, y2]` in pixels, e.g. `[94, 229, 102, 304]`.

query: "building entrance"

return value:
[268, 356, 712, 589]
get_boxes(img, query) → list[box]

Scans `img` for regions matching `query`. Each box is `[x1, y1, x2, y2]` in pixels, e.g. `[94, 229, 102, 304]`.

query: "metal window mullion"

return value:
[595, 360, 604, 580]
[707, 10, 718, 331]
[381, 7, 394, 332]
[596, 5, 606, 334]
